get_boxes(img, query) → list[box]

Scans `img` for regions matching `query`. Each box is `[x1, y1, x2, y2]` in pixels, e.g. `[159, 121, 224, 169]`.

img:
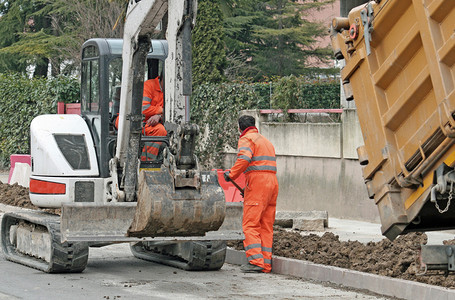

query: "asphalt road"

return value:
[0, 241, 395, 300]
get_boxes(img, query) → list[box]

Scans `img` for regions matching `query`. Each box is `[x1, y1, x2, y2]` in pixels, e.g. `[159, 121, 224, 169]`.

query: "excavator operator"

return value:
[114, 75, 167, 161]
[224, 115, 279, 273]
[141, 75, 167, 160]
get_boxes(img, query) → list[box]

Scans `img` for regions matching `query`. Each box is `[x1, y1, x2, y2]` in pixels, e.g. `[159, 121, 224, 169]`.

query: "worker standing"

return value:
[224, 115, 279, 273]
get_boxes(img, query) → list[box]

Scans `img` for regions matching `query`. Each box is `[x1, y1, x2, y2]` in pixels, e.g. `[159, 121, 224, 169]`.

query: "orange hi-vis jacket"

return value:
[229, 127, 277, 180]
[142, 77, 164, 120]
[229, 126, 278, 273]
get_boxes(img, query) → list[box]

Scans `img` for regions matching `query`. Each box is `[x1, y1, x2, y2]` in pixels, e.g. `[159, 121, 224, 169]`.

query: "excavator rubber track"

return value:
[1, 211, 89, 273]
[130, 240, 227, 271]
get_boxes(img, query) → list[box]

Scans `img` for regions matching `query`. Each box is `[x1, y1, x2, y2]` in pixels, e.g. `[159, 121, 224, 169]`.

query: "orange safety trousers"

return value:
[243, 171, 279, 273]
[141, 123, 167, 161]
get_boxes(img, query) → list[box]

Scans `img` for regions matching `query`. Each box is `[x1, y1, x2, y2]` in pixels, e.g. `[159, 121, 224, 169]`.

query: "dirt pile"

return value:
[0, 182, 60, 215]
[1, 181, 454, 288]
[228, 227, 455, 289]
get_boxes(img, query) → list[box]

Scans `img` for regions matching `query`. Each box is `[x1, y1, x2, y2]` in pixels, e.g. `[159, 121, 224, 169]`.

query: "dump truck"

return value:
[0, 0, 242, 273]
[331, 0, 455, 271]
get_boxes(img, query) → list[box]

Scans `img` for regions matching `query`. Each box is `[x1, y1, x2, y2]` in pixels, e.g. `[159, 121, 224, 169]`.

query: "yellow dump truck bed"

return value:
[331, 0, 455, 239]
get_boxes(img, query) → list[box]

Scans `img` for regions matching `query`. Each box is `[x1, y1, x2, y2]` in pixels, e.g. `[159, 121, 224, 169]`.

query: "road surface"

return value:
[0, 239, 392, 299]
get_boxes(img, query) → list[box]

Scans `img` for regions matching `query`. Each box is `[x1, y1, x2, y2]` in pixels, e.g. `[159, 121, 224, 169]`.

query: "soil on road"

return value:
[1, 181, 454, 290]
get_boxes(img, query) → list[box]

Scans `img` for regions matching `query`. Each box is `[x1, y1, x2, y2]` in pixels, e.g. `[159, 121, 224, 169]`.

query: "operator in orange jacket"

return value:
[141, 76, 167, 160]
[224, 115, 279, 273]
[115, 76, 167, 161]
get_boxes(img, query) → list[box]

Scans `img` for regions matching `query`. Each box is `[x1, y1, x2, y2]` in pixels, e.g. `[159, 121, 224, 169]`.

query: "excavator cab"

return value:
[80, 38, 169, 175]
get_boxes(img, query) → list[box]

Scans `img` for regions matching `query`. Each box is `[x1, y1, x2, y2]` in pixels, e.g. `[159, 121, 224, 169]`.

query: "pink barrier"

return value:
[65, 103, 81, 114]
[9, 154, 31, 184]
[57, 102, 81, 115]
[214, 169, 245, 202]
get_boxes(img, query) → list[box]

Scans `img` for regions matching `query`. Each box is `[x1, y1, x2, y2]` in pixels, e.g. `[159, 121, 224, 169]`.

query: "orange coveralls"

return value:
[141, 77, 167, 160]
[228, 126, 279, 273]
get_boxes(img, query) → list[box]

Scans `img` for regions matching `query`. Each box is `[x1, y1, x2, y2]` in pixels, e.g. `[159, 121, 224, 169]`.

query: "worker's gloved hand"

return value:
[146, 114, 161, 126]
[224, 171, 231, 182]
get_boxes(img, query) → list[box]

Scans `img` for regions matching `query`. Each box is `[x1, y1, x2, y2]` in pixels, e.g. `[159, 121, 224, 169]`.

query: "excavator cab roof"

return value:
[81, 38, 168, 60]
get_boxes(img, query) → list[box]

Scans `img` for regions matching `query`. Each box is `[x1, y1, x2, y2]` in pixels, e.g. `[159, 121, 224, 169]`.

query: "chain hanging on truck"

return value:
[431, 165, 455, 214]
[434, 181, 453, 214]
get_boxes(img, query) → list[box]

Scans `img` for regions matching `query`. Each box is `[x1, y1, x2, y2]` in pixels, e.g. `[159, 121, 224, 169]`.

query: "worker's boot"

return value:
[240, 263, 263, 273]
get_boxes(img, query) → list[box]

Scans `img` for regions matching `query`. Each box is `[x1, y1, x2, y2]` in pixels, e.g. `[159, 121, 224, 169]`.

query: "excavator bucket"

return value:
[127, 169, 226, 237]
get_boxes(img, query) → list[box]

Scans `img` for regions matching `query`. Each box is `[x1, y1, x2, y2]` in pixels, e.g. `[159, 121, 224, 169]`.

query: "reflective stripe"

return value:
[247, 253, 264, 261]
[142, 97, 152, 112]
[246, 165, 277, 172]
[264, 258, 272, 264]
[142, 148, 159, 154]
[147, 143, 161, 150]
[245, 243, 261, 251]
[237, 155, 251, 162]
[252, 156, 276, 162]
[239, 147, 253, 154]
[262, 246, 272, 253]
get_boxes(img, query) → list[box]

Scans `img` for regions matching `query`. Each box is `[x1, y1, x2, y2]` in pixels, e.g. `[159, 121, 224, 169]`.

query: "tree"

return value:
[192, 0, 227, 86]
[0, 0, 125, 76]
[43, 0, 125, 74]
[223, 0, 335, 81]
[0, 0, 51, 76]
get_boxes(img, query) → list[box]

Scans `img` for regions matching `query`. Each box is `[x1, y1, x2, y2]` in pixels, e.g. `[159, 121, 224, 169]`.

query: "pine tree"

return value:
[224, 0, 335, 81]
[0, 0, 48, 76]
[192, 0, 227, 86]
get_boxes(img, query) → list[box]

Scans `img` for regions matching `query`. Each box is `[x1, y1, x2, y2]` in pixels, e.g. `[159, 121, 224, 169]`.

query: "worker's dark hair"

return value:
[238, 115, 255, 131]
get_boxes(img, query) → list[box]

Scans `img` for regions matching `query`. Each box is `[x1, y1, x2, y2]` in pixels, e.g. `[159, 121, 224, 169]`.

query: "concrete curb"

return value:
[226, 248, 455, 300]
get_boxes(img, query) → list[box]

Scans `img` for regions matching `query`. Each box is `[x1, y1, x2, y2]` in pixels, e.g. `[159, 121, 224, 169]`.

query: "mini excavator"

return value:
[0, 0, 242, 273]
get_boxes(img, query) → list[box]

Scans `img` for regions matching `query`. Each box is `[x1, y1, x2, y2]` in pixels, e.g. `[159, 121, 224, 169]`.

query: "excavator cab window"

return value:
[108, 57, 122, 133]
[81, 46, 100, 113]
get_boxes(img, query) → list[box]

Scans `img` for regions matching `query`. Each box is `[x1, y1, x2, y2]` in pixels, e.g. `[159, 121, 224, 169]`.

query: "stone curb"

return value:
[226, 248, 455, 300]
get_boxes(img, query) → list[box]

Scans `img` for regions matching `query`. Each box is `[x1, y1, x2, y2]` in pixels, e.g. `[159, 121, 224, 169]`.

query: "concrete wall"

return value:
[262, 123, 341, 158]
[227, 109, 381, 223]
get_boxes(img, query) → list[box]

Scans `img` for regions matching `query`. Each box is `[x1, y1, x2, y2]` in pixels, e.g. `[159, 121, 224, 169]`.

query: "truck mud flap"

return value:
[127, 170, 226, 237]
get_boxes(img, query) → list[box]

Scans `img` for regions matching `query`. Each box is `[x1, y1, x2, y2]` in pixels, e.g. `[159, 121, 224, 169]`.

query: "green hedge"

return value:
[0, 73, 79, 167]
[191, 76, 340, 169]
[191, 83, 258, 169]
[240, 78, 340, 110]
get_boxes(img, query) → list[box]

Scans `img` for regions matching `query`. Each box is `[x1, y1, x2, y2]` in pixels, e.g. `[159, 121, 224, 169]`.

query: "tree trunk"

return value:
[34, 58, 49, 78]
